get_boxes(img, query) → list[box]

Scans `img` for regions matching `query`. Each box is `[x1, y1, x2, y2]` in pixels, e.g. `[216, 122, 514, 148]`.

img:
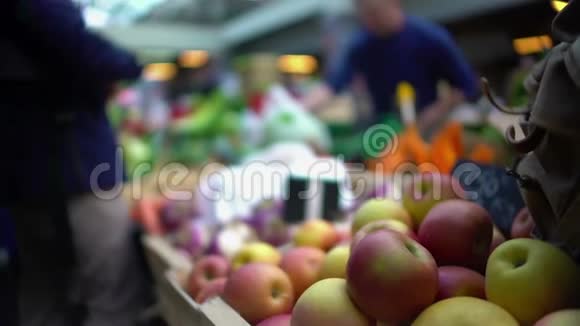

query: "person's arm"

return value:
[303, 42, 358, 111]
[17, 0, 142, 83]
[302, 84, 336, 112]
[418, 27, 479, 130]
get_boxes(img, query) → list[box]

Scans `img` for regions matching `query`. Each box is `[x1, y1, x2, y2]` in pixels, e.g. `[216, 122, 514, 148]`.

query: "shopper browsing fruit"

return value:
[304, 0, 479, 131]
[1, 1, 148, 325]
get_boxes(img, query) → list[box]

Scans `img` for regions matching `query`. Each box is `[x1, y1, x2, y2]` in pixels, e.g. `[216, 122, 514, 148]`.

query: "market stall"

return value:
[122, 69, 575, 326]
[4, 1, 579, 326]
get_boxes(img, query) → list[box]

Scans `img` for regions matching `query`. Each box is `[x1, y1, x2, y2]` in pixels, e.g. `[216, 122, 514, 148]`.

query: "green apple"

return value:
[486, 239, 580, 325]
[352, 199, 413, 235]
[232, 242, 281, 271]
[318, 245, 350, 280]
[412, 297, 518, 326]
[122, 135, 153, 177]
[291, 278, 372, 326]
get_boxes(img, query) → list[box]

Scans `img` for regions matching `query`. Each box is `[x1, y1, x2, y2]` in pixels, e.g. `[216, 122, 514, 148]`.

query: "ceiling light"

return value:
[143, 63, 177, 82]
[513, 35, 553, 56]
[277, 55, 318, 75]
[83, 7, 110, 28]
[179, 50, 210, 68]
[552, 0, 569, 12]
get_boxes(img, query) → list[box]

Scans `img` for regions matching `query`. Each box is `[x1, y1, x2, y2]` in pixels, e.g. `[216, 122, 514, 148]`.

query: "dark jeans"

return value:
[1, 253, 18, 326]
[10, 195, 150, 326]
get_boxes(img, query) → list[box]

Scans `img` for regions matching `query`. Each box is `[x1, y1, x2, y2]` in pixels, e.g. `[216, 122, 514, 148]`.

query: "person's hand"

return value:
[417, 102, 448, 132]
[301, 85, 335, 112]
[418, 89, 465, 132]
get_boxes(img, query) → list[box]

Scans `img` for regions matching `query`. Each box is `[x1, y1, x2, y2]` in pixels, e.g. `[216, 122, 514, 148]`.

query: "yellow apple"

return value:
[352, 199, 412, 235]
[291, 278, 372, 326]
[232, 242, 281, 271]
[412, 297, 518, 326]
[401, 173, 464, 228]
[318, 245, 350, 280]
[293, 220, 339, 251]
[535, 309, 580, 326]
[486, 239, 580, 325]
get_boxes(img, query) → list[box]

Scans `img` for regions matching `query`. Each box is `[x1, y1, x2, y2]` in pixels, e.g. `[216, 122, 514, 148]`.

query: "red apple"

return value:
[175, 221, 211, 258]
[195, 277, 227, 304]
[511, 208, 535, 239]
[436, 266, 486, 301]
[347, 230, 438, 323]
[490, 226, 507, 254]
[401, 173, 465, 229]
[248, 202, 291, 246]
[133, 197, 166, 235]
[160, 200, 197, 232]
[280, 247, 326, 300]
[418, 200, 493, 272]
[256, 314, 291, 326]
[186, 255, 230, 298]
[293, 220, 339, 251]
[351, 220, 418, 251]
[336, 227, 352, 245]
[223, 263, 294, 324]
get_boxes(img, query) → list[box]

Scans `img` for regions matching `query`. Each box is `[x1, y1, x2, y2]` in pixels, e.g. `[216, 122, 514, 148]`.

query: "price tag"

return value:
[453, 160, 525, 237]
[283, 177, 309, 225]
[282, 177, 344, 225]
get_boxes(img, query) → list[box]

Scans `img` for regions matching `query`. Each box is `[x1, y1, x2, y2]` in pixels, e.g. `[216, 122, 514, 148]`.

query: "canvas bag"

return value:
[493, 0, 580, 259]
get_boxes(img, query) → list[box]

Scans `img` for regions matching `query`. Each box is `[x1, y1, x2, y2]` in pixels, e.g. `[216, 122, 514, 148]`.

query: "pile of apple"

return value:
[133, 196, 297, 259]
[183, 174, 580, 326]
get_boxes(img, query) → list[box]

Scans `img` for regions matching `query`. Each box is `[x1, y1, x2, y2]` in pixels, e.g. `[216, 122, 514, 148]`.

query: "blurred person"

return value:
[0, 209, 17, 326]
[1, 1, 149, 326]
[505, 56, 537, 108]
[305, 0, 479, 131]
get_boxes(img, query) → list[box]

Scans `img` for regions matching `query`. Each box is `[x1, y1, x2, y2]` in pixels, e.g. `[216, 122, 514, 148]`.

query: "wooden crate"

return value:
[142, 235, 249, 325]
[161, 270, 250, 326]
[142, 235, 192, 285]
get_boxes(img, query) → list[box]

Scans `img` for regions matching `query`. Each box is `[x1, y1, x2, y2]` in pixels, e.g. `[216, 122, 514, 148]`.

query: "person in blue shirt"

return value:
[306, 0, 479, 131]
[1, 1, 149, 325]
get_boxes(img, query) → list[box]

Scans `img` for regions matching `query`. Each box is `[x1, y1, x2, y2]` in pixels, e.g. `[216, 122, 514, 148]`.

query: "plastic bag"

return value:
[261, 85, 332, 151]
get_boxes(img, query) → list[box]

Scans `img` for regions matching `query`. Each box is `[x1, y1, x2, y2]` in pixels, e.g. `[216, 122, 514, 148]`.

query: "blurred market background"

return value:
[71, 0, 564, 173]
[1, 1, 573, 325]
